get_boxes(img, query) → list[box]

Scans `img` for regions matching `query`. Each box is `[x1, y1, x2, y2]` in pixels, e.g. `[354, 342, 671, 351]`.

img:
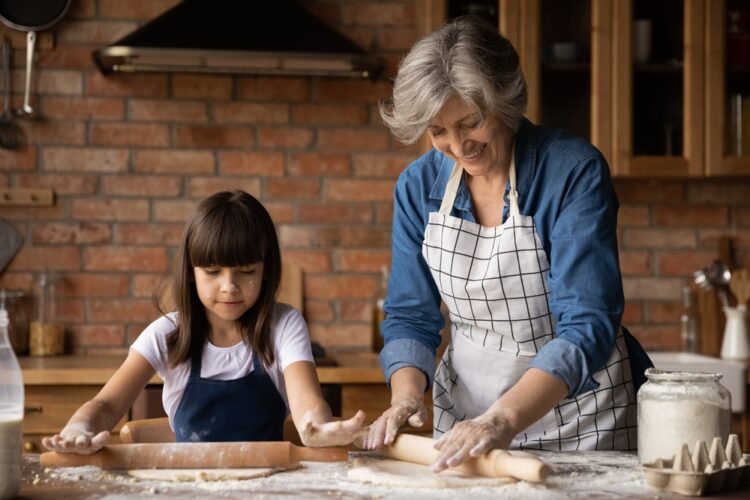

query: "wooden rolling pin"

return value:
[381, 434, 549, 483]
[40, 442, 347, 470]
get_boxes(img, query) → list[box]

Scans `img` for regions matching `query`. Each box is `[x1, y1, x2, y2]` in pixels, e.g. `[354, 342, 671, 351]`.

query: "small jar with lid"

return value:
[637, 368, 731, 463]
[29, 272, 64, 356]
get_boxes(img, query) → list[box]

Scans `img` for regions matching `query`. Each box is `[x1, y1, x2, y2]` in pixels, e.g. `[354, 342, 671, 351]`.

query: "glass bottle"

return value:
[0, 294, 24, 499]
[637, 368, 731, 464]
[29, 273, 64, 356]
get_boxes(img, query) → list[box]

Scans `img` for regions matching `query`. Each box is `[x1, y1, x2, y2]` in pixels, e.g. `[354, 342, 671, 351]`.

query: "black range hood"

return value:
[92, 0, 383, 79]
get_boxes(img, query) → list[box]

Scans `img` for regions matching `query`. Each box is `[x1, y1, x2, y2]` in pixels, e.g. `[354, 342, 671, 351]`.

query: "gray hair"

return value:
[380, 15, 527, 144]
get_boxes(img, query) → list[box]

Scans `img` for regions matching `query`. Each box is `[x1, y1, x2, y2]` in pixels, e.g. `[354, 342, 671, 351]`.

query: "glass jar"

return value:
[637, 368, 731, 464]
[29, 273, 64, 357]
[0, 290, 28, 355]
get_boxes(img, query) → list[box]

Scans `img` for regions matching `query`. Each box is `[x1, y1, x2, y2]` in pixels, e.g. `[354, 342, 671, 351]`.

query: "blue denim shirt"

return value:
[379, 119, 624, 398]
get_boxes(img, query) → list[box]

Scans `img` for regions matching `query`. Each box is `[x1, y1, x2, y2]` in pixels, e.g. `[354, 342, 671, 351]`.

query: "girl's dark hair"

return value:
[159, 190, 282, 369]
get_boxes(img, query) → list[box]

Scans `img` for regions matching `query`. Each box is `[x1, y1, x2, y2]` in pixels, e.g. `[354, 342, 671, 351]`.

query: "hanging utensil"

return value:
[0, 37, 22, 149]
[730, 268, 750, 308]
[707, 260, 733, 307]
[0, 0, 72, 118]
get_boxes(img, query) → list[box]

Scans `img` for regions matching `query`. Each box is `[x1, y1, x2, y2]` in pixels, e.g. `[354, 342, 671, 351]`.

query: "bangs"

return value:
[188, 203, 267, 268]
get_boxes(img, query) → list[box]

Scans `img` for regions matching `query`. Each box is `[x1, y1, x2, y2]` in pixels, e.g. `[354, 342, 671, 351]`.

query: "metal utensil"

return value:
[14, 30, 34, 117]
[0, 37, 22, 149]
[707, 260, 732, 307]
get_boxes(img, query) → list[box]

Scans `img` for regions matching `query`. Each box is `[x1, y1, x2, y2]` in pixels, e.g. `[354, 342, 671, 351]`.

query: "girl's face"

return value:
[427, 95, 513, 179]
[193, 263, 264, 330]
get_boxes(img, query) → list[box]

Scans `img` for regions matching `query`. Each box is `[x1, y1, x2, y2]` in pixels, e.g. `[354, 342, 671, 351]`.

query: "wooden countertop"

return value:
[19, 351, 385, 385]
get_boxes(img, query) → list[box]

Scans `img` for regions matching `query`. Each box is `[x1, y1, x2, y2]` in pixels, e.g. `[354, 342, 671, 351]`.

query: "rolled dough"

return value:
[128, 467, 285, 482]
[347, 457, 517, 488]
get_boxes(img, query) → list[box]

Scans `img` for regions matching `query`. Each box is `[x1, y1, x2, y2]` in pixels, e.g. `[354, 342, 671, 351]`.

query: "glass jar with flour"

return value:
[637, 368, 731, 464]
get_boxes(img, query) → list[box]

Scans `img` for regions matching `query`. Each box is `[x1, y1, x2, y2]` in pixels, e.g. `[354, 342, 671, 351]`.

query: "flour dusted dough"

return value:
[347, 457, 517, 488]
[128, 467, 284, 482]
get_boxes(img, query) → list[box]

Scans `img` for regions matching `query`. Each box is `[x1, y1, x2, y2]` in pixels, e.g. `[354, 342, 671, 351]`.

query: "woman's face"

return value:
[427, 95, 513, 178]
[193, 263, 264, 330]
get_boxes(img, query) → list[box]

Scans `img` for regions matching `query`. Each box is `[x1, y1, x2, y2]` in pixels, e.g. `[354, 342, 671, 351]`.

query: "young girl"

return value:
[43, 190, 366, 453]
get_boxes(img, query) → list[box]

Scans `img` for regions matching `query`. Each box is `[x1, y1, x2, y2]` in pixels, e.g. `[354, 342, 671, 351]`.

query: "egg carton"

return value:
[641, 434, 750, 496]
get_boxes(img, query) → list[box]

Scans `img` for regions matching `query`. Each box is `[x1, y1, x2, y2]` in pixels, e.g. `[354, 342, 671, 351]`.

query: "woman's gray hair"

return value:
[380, 15, 527, 144]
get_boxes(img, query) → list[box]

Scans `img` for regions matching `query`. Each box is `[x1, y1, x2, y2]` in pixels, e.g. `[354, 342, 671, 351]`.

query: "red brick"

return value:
[305, 1, 340, 25]
[129, 99, 208, 122]
[13, 70, 83, 95]
[86, 73, 168, 97]
[32, 223, 112, 244]
[352, 153, 412, 177]
[56, 20, 138, 44]
[258, 127, 313, 148]
[648, 302, 684, 324]
[58, 273, 129, 298]
[292, 104, 368, 125]
[654, 206, 729, 227]
[629, 325, 681, 350]
[698, 229, 750, 250]
[187, 177, 261, 198]
[326, 179, 394, 201]
[279, 226, 391, 248]
[118, 223, 184, 245]
[135, 150, 215, 174]
[103, 175, 182, 196]
[377, 27, 417, 50]
[265, 202, 295, 223]
[40, 96, 124, 120]
[622, 228, 697, 249]
[617, 205, 650, 226]
[87, 298, 158, 322]
[623, 277, 684, 301]
[381, 54, 402, 78]
[7, 247, 81, 271]
[67, 324, 126, 347]
[57, 299, 85, 322]
[686, 182, 750, 204]
[622, 302, 644, 324]
[99, 0, 180, 19]
[738, 207, 750, 227]
[340, 300, 374, 322]
[317, 80, 392, 103]
[308, 323, 370, 347]
[613, 180, 684, 204]
[43, 148, 129, 173]
[20, 121, 85, 145]
[266, 178, 320, 199]
[84, 247, 168, 272]
[0, 148, 36, 171]
[68, 0, 97, 17]
[213, 103, 289, 124]
[37, 46, 98, 69]
[657, 251, 717, 276]
[281, 250, 332, 273]
[340, 2, 415, 27]
[90, 123, 170, 147]
[336, 250, 391, 272]
[340, 27, 375, 50]
[318, 129, 389, 150]
[298, 203, 373, 223]
[375, 202, 393, 223]
[17, 174, 98, 195]
[237, 77, 310, 101]
[71, 199, 150, 221]
[0, 204, 66, 221]
[175, 125, 254, 148]
[153, 200, 199, 222]
[219, 152, 284, 176]
[619, 251, 651, 276]
[132, 274, 167, 298]
[304, 300, 335, 322]
[0, 272, 34, 291]
[172, 74, 233, 100]
[290, 153, 350, 177]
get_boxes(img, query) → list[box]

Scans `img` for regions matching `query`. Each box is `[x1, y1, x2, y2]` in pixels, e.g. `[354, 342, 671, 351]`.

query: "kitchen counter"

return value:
[18, 450, 746, 499]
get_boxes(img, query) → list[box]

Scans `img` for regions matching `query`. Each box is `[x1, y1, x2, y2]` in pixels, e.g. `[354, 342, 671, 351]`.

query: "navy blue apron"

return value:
[173, 346, 287, 442]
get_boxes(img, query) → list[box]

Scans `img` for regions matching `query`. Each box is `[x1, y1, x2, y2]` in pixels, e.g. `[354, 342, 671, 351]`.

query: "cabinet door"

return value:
[706, 0, 750, 175]
[611, 0, 705, 177]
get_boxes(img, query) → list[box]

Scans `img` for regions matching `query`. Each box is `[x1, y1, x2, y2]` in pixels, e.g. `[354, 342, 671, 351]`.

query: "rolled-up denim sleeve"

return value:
[530, 154, 623, 398]
[379, 169, 444, 388]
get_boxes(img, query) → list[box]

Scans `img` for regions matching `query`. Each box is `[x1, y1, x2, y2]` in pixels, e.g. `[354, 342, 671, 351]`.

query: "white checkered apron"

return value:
[423, 155, 637, 451]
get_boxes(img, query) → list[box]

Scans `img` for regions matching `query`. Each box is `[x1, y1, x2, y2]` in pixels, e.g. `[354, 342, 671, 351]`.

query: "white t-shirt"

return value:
[130, 303, 314, 430]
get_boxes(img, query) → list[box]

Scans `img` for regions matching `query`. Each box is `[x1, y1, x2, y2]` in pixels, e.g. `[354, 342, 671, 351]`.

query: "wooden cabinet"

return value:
[416, 0, 750, 177]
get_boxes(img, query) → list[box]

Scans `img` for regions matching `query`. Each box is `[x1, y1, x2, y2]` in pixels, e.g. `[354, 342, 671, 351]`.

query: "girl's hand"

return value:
[299, 409, 367, 447]
[431, 410, 517, 472]
[42, 423, 110, 455]
[359, 396, 427, 450]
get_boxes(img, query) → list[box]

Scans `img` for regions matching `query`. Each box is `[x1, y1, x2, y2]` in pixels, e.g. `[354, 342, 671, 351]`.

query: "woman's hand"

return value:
[359, 396, 428, 450]
[298, 409, 367, 447]
[431, 409, 517, 472]
[42, 423, 110, 455]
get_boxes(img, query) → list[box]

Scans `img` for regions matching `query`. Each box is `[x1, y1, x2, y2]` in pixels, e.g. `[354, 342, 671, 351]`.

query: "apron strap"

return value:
[439, 161, 463, 215]
[507, 144, 520, 218]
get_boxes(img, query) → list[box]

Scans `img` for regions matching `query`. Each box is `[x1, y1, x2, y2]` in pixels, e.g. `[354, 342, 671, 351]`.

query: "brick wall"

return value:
[0, 0, 749, 355]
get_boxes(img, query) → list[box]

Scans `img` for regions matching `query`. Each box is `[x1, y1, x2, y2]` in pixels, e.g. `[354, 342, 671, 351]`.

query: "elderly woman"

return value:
[362, 16, 652, 471]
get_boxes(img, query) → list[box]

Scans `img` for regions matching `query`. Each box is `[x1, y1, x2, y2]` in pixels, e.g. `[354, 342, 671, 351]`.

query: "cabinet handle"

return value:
[24, 405, 43, 414]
